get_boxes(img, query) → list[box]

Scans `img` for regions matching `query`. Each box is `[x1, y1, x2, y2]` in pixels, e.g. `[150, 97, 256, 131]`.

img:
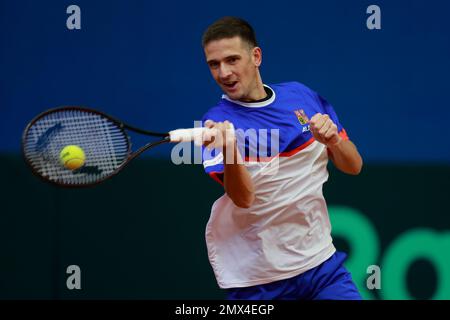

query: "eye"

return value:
[209, 62, 219, 69]
[228, 57, 238, 64]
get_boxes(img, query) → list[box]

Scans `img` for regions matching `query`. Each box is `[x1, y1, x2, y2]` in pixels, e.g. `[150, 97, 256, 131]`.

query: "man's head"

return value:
[202, 17, 265, 102]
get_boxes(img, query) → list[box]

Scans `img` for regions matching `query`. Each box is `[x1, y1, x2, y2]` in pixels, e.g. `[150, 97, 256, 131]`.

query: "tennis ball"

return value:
[60, 145, 85, 170]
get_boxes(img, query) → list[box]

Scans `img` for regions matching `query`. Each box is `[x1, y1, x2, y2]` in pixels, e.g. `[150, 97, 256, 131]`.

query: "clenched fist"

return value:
[309, 113, 342, 147]
[203, 120, 236, 150]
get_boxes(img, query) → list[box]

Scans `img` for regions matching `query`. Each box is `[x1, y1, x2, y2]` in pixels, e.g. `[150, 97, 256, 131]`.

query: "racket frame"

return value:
[22, 106, 171, 188]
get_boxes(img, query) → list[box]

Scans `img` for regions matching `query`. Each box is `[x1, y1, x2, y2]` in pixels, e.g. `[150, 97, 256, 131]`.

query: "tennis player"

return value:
[200, 17, 363, 300]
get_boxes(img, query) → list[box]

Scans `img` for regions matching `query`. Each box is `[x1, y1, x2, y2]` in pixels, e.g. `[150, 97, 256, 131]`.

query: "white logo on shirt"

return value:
[302, 124, 311, 133]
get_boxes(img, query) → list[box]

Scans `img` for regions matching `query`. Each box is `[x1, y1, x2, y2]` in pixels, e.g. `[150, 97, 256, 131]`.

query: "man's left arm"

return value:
[310, 113, 363, 175]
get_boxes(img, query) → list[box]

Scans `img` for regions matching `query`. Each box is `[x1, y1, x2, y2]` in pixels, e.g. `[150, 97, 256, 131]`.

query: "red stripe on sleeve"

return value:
[339, 128, 349, 141]
[209, 171, 224, 185]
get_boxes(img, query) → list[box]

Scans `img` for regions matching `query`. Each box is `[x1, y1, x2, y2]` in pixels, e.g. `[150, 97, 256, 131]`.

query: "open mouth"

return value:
[223, 81, 238, 91]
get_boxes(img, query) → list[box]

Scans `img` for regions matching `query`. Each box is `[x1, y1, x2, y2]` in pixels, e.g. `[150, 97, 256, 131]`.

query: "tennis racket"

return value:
[22, 106, 209, 187]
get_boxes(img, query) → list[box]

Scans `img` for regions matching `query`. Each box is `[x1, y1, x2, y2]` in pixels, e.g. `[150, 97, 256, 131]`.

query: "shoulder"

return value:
[201, 100, 234, 123]
[270, 81, 317, 98]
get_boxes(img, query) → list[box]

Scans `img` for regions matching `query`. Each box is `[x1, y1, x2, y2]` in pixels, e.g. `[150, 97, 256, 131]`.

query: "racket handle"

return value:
[169, 127, 209, 145]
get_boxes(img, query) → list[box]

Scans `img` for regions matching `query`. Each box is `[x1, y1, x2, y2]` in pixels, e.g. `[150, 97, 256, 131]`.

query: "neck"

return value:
[240, 71, 266, 102]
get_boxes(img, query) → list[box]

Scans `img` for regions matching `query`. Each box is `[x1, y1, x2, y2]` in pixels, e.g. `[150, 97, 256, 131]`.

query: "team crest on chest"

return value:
[294, 109, 309, 125]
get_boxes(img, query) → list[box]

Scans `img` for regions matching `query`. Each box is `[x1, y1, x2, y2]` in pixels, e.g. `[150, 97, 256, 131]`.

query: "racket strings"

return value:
[23, 109, 130, 185]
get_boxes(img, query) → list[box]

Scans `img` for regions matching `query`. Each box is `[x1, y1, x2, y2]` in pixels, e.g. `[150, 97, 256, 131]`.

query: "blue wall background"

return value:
[2, 0, 450, 162]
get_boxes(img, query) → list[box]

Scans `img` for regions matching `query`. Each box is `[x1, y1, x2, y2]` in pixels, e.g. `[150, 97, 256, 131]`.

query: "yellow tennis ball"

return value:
[60, 145, 86, 170]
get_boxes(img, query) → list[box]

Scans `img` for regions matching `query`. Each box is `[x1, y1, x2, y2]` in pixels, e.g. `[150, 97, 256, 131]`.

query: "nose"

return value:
[218, 63, 232, 80]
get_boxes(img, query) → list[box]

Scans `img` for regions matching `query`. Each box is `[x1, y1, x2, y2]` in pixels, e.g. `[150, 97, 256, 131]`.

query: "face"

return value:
[204, 36, 262, 101]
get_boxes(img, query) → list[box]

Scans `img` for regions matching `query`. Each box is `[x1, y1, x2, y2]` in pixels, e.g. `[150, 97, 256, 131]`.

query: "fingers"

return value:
[202, 120, 235, 150]
[310, 113, 324, 138]
[310, 113, 339, 146]
[319, 119, 332, 136]
[202, 129, 217, 148]
[323, 123, 338, 140]
[310, 113, 328, 132]
[203, 120, 217, 148]
[204, 119, 215, 128]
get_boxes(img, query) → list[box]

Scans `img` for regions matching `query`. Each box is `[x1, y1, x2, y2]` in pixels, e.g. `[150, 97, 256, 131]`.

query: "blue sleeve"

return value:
[316, 95, 344, 132]
[295, 82, 349, 139]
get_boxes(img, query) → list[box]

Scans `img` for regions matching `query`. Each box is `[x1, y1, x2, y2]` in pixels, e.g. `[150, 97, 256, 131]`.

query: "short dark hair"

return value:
[202, 16, 258, 48]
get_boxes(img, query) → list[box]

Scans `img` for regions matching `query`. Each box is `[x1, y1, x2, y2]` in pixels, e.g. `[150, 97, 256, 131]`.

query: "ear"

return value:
[252, 47, 262, 67]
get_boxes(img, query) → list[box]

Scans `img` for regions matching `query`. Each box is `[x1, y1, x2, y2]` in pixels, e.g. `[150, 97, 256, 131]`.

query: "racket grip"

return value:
[169, 127, 209, 145]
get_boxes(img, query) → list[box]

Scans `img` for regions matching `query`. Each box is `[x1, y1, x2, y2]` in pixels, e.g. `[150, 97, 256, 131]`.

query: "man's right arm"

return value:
[204, 120, 255, 208]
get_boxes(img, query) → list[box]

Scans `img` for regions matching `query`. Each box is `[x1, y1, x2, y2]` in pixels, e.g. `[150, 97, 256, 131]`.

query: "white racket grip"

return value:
[169, 123, 235, 147]
[169, 127, 210, 146]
